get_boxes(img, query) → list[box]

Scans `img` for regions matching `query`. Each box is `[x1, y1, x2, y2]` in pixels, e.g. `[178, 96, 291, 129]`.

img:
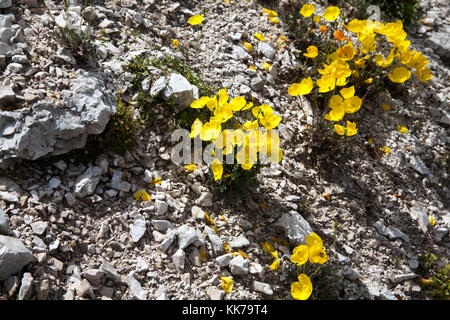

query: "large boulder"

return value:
[0, 207, 13, 236]
[427, 31, 450, 66]
[0, 71, 116, 168]
[0, 235, 34, 280]
[275, 211, 314, 245]
[161, 73, 199, 108]
[0, 1, 12, 9]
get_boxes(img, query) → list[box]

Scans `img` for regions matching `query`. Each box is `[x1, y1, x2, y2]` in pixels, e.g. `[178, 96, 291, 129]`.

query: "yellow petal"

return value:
[253, 33, 266, 41]
[290, 245, 308, 265]
[262, 62, 271, 70]
[291, 274, 313, 300]
[188, 14, 203, 25]
[152, 177, 161, 185]
[243, 41, 253, 52]
[211, 158, 223, 181]
[269, 258, 280, 270]
[199, 248, 207, 262]
[184, 164, 197, 171]
[262, 242, 275, 254]
[381, 103, 391, 111]
[299, 4, 315, 17]
[397, 125, 409, 134]
[388, 67, 411, 84]
[339, 86, 355, 99]
[133, 189, 151, 201]
[220, 277, 234, 293]
[323, 6, 340, 21]
[429, 216, 435, 227]
[334, 124, 345, 135]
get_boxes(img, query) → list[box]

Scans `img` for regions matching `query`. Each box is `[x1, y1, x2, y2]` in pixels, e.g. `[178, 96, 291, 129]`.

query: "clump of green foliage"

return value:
[306, 120, 355, 168]
[79, 94, 142, 159]
[353, 0, 421, 27]
[42, 0, 95, 63]
[124, 54, 217, 127]
[150, 55, 218, 97]
[210, 163, 261, 195]
[418, 253, 450, 300]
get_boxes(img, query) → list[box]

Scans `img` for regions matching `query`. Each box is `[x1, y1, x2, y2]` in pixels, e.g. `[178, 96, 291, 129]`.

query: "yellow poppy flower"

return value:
[381, 146, 391, 156]
[211, 158, 223, 181]
[317, 74, 336, 93]
[241, 102, 254, 111]
[277, 36, 289, 45]
[214, 105, 233, 123]
[374, 51, 394, 68]
[243, 41, 253, 52]
[388, 67, 411, 83]
[305, 233, 328, 264]
[324, 105, 345, 121]
[299, 4, 315, 17]
[191, 96, 210, 109]
[152, 177, 161, 185]
[184, 164, 197, 171]
[263, 8, 278, 17]
[260, 113, 282, 130]
[190, 118, 203, 138]
[288, 77, 314, 96]
[429, 216, 435, 227]
[329, 95, 344, 109]
[269, 16, 279, 23]
[359, 32, 377, 53]
[216, 92, 228, 109]
[242, 120, 259, 131]
[262, 62, 271, 70]
[223, 243, 232, 253]
[229, 96, 247, 111]
[133, 189, 151, 201]
[290, 245, 308, 265]
[334, 124, 345, 136]
[323, 6, 340, 21]
[345, 19, 365, 33]
[220, 277, 234, 293]
[334, 121, 358, 136]
[201, 120, 222, 141]
[304, 45, 319, 58]
[343, 95, 362, 113]
[253, 33, 266, 41]
[252, 104, 273, 119]
[188, 14, 203, 25]
[269, 258, 280, 270]
[407, 51, 429, 70]
[354, 57, 366, 69]
[172, 39, 179, 47]
[397, 125, 409, 134]
[339, 86, 355, 99]
[336, 42, 355, 61]
[414, 67, 432, 82]
[345, 121, 358, 136]
[248, 65, 257, 71]
[262, 242, 278, 258]
[291, 274, 313, 300]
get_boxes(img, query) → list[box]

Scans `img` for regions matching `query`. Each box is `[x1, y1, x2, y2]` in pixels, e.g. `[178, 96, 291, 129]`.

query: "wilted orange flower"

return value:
[334, 30, 346, 41]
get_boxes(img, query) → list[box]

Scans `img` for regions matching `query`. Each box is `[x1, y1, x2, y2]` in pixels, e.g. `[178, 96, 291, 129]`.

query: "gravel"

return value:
[0, 0, 448, 301]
